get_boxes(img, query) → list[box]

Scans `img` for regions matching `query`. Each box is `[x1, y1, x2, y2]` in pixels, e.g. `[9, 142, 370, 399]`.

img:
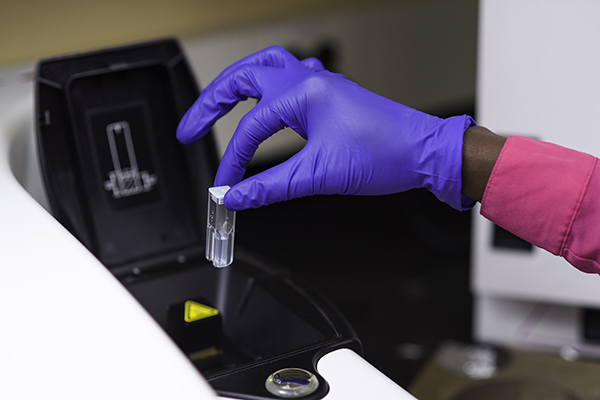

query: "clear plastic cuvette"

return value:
[206, 186, 236, 268]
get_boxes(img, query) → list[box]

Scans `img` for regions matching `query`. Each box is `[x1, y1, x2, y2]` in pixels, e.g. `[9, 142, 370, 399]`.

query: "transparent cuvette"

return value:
[206, 186, 236, 268]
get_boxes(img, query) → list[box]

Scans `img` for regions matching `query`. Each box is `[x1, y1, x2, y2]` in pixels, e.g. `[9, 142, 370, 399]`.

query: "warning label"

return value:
[184, 300, 219, 323]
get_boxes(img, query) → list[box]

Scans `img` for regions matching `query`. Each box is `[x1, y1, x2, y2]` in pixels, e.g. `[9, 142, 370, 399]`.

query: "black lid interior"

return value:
[35, 38, 218, 268]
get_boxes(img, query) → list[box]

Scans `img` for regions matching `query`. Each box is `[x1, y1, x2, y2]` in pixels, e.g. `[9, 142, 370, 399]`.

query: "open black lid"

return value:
[35, 38, 218, 269]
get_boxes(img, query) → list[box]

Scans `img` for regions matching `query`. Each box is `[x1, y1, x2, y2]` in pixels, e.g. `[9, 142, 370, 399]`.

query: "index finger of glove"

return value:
[177, 46, 304, 145]
[176, 63, 265, 144]
[214, 102, 289, 187]
[177, 46, 305, 144]
[300, 56, 325, 71]
[216, 45, 301, 78]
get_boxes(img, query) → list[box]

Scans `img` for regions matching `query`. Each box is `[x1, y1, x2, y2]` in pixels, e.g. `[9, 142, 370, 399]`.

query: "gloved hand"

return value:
[177, 45, 475, 211]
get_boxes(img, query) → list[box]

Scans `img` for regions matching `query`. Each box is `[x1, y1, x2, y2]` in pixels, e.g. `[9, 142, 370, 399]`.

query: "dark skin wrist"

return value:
[461, 125, 507, 202]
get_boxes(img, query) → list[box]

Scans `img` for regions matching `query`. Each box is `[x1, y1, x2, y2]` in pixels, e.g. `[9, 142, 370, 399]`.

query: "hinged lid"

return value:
[35, 38, 218, 269]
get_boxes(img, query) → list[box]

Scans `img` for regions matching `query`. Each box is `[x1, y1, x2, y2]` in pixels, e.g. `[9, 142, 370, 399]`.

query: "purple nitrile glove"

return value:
[177, 45, 475, 211]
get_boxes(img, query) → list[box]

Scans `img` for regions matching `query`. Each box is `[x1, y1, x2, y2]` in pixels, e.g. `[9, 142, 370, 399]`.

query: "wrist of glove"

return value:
[177, 45, 476, 211]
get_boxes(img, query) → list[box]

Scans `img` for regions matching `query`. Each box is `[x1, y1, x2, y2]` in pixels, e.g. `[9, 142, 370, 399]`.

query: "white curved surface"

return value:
[318, 349, 417, 399]
[0, 79, 217, 399]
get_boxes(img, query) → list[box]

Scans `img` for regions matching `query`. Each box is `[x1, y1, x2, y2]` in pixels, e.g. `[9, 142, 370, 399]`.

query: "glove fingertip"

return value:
[224, 176, 277, 211]
[176, 129, 193, 145]
[223, 185, 250, 211]
[300, 57, 325, 71]
[176, 110, 203, 145]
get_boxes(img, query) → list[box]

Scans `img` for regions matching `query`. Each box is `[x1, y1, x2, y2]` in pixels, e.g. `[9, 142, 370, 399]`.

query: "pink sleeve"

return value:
[480, 135, 600, 274]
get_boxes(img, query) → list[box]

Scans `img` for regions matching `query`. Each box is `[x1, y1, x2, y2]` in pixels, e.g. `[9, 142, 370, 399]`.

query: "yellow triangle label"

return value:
[184, 300, 219, 323]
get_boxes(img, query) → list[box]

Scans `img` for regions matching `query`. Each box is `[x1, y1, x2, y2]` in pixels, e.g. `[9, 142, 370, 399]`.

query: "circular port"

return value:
[265, 368, 319, 398]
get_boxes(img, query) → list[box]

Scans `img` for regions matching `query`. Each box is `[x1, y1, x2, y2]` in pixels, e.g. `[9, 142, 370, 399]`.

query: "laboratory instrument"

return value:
[31, 38, 379, 400]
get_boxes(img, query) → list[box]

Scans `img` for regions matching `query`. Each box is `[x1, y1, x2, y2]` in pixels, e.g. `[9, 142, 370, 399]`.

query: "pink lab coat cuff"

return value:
[481, 135, 600, 274]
